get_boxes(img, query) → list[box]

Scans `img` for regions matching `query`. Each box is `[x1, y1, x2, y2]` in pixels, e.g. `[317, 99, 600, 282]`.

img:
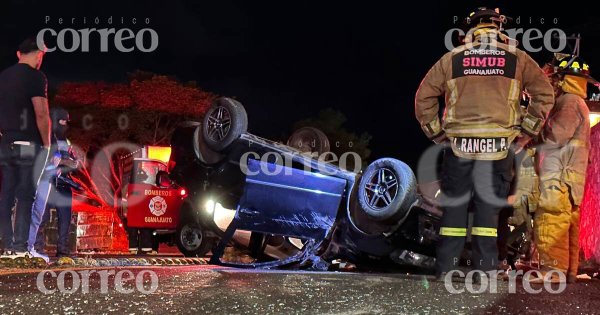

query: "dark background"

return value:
[0, 0, 599, 168]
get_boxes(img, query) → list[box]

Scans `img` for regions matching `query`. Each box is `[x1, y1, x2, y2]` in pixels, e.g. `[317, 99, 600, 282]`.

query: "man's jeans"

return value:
[27, 164, 54, 252]
[0, 146, 47, 252]
[34, 183, 73, 255]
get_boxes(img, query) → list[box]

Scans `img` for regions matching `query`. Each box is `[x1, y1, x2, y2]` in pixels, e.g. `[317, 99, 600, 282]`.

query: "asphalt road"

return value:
[0, 264, 599, 315]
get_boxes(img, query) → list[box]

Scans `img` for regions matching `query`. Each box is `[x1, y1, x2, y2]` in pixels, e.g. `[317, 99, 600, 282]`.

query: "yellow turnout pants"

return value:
[534, 179, 580, 278]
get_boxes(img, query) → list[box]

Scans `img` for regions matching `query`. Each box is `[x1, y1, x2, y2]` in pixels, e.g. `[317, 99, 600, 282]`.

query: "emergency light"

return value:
[147, 146, 172, 164]
[588, 101, 600, 128]
[591, 113, 600, 128]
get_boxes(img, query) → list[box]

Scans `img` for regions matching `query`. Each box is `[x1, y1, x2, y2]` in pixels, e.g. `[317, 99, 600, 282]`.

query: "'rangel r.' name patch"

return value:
[453, 137, 509, 154]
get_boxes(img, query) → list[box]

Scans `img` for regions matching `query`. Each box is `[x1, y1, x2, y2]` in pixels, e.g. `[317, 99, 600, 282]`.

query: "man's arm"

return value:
[415, 55, 448, 142]
[520, 53, 555, 137]
[32, 96, 51, 148]
[512, 52, 555, 153]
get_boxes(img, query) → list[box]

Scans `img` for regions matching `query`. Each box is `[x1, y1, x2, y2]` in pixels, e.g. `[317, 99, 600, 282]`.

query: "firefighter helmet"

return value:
[465, 7, 511, 29]
[545, 54, 598, 85]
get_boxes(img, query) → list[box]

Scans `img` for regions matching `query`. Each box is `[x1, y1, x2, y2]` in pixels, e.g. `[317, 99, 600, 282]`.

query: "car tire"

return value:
[287, 127, 331, 155]
[202, 97, 248, 152]
[194, 125, 226, 165]
[357, 158, 417, 223]
[175, 221, 214, 257]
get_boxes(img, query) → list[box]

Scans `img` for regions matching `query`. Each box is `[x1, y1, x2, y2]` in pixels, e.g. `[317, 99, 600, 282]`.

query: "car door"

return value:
[233, 158, 347, 241]
[126, 159, 184, 229]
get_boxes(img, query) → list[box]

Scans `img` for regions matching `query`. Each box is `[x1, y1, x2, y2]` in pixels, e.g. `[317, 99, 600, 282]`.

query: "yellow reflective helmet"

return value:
[548, 54, 598, 84]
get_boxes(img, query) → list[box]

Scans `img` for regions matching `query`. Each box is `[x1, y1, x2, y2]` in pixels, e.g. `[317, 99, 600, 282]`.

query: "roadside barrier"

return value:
[0, 256, 207, 268]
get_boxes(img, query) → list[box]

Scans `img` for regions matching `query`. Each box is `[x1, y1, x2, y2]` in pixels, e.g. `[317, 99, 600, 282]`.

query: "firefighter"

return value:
[499, 147, 539, 269]
[127, 165, 157, 255]
[507, 149, 540, 230]
[499, 99, 541, 269]
[414, 7, 554, 279]
[529, 55, 595, 284]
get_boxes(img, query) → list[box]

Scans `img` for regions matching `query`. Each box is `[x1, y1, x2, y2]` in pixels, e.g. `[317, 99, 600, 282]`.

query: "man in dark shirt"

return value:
[0, 38, 51, 257]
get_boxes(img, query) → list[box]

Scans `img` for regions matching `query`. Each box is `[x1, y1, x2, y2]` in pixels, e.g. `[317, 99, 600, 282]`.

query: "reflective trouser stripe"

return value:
[471, 227, 497, 237]
[440, 227, 467, 237]
[541, 171, 586, 185]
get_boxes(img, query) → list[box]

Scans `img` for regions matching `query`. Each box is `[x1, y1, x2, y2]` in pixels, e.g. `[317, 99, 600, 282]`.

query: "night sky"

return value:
[1, 0, 599, 168]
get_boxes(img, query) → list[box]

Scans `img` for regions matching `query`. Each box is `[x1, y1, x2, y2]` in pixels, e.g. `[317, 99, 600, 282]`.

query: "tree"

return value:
[292, 108, 372, 171]
[53, 71, 217, 208]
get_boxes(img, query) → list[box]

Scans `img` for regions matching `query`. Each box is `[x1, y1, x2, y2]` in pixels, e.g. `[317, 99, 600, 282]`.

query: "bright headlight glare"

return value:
[205, 199, 215, 214]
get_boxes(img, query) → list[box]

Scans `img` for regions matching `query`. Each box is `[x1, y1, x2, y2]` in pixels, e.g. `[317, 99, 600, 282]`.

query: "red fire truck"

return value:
[119, 145, 190, 254]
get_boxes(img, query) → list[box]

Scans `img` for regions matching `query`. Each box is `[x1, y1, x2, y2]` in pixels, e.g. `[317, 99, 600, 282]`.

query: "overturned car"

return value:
[168, 97, 443, 270]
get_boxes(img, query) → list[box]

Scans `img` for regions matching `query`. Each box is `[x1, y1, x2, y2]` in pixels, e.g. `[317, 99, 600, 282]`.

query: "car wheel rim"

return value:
[363, 168, 399, 210]
[207, 106, 232, 141]
[180, 225, 202, 250]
